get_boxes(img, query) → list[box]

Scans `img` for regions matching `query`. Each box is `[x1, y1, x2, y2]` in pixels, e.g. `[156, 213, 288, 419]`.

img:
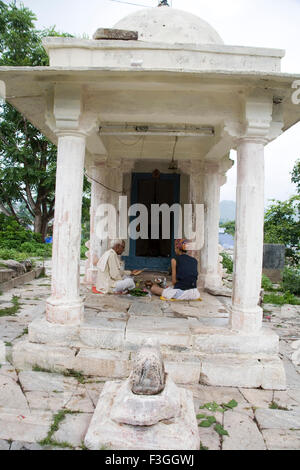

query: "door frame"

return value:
[123, 172, 181, 271]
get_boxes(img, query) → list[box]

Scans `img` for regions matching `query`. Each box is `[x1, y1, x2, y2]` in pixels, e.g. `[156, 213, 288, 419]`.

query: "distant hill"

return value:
[220, 200, 236, 223]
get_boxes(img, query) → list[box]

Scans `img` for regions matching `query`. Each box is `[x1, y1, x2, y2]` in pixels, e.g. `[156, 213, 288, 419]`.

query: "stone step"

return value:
[12, 339, 286, 389]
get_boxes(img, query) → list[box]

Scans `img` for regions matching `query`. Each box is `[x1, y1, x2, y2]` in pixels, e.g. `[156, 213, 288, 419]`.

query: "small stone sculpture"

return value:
[130, 339, 166, 395]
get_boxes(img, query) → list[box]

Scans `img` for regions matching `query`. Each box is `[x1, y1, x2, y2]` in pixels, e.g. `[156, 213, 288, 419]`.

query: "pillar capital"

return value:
[45, 83, 98, 138]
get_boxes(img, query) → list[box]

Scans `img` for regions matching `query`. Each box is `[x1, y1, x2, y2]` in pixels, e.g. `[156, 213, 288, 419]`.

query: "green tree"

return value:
[264, 196, 300, 264]
[0, 2, 80, 239]
[291, 158, 300, 194]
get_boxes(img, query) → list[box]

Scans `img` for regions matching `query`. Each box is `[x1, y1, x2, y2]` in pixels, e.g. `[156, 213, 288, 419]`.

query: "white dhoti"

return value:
[113, 277, 135, 293]
[162, 287, 201, 301]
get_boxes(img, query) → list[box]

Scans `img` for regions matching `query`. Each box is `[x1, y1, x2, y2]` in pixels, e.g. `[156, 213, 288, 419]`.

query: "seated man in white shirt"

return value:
[95, 239, 141, 294]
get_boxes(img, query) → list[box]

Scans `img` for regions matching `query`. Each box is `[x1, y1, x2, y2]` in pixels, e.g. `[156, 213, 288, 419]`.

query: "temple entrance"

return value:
[124, 172, 180, 271]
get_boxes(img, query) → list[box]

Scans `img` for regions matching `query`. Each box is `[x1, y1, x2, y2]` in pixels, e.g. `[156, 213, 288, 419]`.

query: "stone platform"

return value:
[12, 290, 286, 390]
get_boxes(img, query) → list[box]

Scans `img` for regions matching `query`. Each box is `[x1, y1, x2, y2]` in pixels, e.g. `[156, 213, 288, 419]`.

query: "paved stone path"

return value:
[0, 260, 299, 450]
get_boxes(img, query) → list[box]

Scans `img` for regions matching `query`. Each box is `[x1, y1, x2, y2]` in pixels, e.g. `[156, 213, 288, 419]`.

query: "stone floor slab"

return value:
[0, 409, 53, 442]
[52, 412, 93, 448]
[18, 371, 78, 393]
[239, 388, 273, 409]
[0, 375, 29, 412]
[262, 429, 300, 450]
[255, 408, 300, 429]
[222, 411, 266, 450]
[125, 316, 192, 349]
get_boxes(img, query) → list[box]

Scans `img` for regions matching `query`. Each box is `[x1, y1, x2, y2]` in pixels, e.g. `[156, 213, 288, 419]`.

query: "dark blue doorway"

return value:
[123, 172, 180, 272]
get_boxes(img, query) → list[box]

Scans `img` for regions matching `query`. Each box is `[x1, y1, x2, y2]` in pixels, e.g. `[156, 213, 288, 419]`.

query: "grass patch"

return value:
[263, 291, 300, 306]
[269, 401, 289, 411]
[0, 296, 21, 317]
[16, 327, 28, 339]
[39, 409, 78, 449]
[32, 365, 87, 384]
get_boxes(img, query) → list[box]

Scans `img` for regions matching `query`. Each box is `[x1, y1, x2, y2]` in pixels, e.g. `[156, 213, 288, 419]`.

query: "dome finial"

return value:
[158, 0, 170, 7]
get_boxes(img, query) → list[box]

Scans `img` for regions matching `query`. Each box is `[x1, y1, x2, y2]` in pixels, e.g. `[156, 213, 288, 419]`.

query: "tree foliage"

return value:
[291, 158, 300, 194]
[0, 2, 84, 239]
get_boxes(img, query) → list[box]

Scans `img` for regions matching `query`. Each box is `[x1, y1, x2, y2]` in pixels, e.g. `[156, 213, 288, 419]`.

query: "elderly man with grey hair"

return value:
[95, 239, 141, 294]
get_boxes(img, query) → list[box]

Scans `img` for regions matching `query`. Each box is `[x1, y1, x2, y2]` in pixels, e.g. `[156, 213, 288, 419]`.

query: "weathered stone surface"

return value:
[200, 354, 286, 390]
[25, 390, 73, 412]
[84, 381, 199, 450]
[10, 441, 45, 450]
[292, 349, 300, 365]
[164, 356, 201, 385]
[205, 286, 232, 297]
[0, 439, 10, 450]
[29, 317, 80, 346]
[125, 316, 191, 349]
[84, 293, 130, 312]
[193, 328, 279, 355]
[12, 340, 76, 372]
[111, 376, 181, 426]
[222, 411, 266, 450]
[93, 28, 138, 41]
[280, 305, 300, 319]
[130, 340, 166, 395]
[0, 375, 30, 412]
[0, 260, 25, 277]
[128, 302, 163, 317]
[255, 408, 300, 429]
[262, 429, 300, 450]
[239, 388, 273, 409]
[18, 370, 78, 393]
[74, 348, 130, 378]
[0, 340, 5, 363]
[80, 316, 126, 350]
[52, 412, 93, 447]
[0, 409, 53, 442]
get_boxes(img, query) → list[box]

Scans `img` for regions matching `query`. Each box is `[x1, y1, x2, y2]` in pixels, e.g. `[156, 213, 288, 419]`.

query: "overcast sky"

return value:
[8, 0, 300, 204]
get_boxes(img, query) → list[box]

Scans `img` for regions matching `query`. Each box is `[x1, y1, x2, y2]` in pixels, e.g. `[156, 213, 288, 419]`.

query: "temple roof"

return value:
[114, 6, 224, 45]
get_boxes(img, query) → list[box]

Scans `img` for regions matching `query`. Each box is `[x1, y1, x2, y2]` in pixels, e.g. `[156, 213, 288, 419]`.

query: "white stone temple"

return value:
[1, 5, 300, 389]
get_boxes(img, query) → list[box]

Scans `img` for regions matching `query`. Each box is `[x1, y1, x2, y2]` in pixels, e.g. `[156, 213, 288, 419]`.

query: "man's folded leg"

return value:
[113, 277, 135, 293]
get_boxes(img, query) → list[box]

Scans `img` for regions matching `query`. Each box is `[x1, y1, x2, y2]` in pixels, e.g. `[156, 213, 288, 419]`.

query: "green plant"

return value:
[220, 252, 233, 274]
[269, 401, 289, 411]
[281, 266, 300, 296]
[263, 291, 300, 306]
[0, 295, 21, 317]
[39, 409, 77, 449]
[262, 274, 275, 292]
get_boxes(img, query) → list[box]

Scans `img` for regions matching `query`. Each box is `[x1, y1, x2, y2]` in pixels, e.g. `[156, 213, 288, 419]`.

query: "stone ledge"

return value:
[0, 267, 45, 293]
[192, 327, 279, 355]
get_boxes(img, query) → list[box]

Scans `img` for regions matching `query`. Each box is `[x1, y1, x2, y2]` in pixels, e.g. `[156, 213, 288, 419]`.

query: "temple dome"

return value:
[114, 7, 224, 45]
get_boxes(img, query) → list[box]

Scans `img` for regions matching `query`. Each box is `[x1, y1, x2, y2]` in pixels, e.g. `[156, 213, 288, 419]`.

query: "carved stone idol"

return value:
[130, 340, 166, 395]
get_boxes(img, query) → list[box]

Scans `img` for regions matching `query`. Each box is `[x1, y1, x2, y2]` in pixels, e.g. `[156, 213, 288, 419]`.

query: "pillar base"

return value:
[199, 273, 223, 291]
[46, 297, 84, 325]
[230, 306, 263, 334]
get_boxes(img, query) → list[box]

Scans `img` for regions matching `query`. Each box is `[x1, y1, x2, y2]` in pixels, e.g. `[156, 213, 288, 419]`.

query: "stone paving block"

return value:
[74, 348, 130, 378]
[128, 302, 163, 317]
[239, 388, 273, 409]
[193, 328, 279, 355]
[29, 317, 80, 346]
[125, 316, 192, 349]
[262, 429, 300, 450]
[18, 371, 78, 393]
[0, 409, 53, 442]
[84, 294, 130, 312]
[79, 316, 126, 350]
[222, 411, 266, 450]
[200, 355, 263, 389]
[0, 364, 18, 382]
[10, 441, 45, 451]
[12, 340, 76, 372]
[0, 340, 5, 363]
[84, 381, 105, 408]
[198, 428, 221, 451]
[273, 391, 300, 411]
[255, 408, 300, 429]
[52, 412, 93, 448]
[0, 439, 10, 450]
[64, 385, 95, 413]
[25, 390, 73, 412]
[0, 375, 30, 412]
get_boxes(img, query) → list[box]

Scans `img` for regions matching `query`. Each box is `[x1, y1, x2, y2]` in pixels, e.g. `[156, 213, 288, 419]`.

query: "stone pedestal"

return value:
[84, 378, 200, 450]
